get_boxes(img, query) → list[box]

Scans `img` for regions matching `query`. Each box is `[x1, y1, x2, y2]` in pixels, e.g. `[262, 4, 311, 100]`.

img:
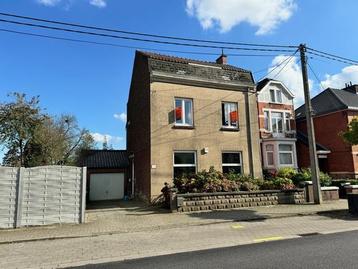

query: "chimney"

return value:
[216, 52, 227, 65]
[342, 83, 358, 94]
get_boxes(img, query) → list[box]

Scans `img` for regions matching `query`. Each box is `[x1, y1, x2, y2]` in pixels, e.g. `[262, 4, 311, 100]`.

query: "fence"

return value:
[0, 165, 86, 229]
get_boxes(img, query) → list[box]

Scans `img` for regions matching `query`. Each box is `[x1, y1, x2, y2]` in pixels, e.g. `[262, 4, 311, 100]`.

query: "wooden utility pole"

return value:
[299, 44, 322, 204]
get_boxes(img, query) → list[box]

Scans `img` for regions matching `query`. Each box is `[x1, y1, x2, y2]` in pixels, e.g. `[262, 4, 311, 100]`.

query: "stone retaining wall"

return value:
[171, 189, 305, 212]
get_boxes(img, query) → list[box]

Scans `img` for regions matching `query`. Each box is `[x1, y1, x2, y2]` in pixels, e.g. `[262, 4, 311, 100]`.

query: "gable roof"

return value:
[296, 131, 331, 152]
[80, 150, 129, 169]
[295, 88, 358, 120]
[256, 78, 295, 97]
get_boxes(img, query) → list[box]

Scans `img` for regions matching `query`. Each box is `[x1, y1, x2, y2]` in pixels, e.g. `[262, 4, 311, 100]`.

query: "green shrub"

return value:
[319, 172, 332, 187]
[291, 168, 332, 187]
[277, 167, 297, 179]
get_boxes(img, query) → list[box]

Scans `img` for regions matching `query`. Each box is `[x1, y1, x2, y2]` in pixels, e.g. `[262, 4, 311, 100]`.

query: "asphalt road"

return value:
[69, 230, 358, 269]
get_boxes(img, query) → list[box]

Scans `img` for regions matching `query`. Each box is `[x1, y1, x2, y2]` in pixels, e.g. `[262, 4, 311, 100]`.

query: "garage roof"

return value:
[80, 150, 129, 169]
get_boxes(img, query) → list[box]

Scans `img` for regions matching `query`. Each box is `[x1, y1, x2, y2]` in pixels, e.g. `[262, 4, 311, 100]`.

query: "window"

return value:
[269, 89, 282, 103]
[285, 112, 291, 131]
[175, 98, 193, 126]
[222, 152, 242, 174]
[271, 112, 283, 133]
[222, 102, 239, 128]
[265, 144, 274, 166]
[279, 144, 294, 165]
[264, 111, 270, 131]
[173, 151, 196, 178]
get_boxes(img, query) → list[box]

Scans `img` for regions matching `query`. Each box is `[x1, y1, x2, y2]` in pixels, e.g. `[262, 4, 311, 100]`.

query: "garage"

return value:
[80, 149, 129, 203]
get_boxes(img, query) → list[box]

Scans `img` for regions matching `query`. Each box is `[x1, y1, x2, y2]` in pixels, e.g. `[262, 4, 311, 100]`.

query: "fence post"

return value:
[80, 167, 87, 224]
[14, 167, 24, 228]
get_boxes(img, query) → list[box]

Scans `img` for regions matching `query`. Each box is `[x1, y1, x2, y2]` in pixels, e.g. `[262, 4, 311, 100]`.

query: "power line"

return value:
[307, 51, 358, 66]
[307, 61, 325, 90]
[0, 27, 282, 58]
[307, 47, 358, 65]
[0, 12, 297, 49]
[272, 51, 298, 79]
[0, 18, 297, 53]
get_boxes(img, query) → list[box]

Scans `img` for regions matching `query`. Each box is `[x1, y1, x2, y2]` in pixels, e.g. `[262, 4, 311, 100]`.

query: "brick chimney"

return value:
[342, 82, 358, 94]
[216, 53, 227, 65]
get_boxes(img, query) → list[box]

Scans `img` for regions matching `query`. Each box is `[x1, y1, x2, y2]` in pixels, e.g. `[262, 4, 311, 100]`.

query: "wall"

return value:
[0, 166, 86, 229]
[149, 82, 262, 200]
[173, 189, 305, 212]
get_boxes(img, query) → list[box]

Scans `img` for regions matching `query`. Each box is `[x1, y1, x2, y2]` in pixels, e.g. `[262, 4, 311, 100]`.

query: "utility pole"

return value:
[299, 44, 322, 204]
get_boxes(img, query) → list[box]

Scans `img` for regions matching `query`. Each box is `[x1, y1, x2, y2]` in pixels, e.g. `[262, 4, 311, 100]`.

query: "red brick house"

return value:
[256, 78, 298, 171]
[295, 84, 358, 178]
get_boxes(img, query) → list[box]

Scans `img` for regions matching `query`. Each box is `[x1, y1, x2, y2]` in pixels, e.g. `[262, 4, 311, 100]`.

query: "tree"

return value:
[0, 93, 44, 166]
[342, 117, 358, 145]
[102, 135, 109, 150]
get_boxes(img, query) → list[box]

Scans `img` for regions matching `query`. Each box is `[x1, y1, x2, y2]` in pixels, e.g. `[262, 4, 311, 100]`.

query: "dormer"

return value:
[256, 78, 295, 106]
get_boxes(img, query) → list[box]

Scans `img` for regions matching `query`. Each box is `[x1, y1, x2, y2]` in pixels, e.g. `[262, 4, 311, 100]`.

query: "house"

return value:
[126, 51, 262, 201]
[80, 150, 129, 202]
[256, 78, 298, 171]
[295, 84, 358, 178]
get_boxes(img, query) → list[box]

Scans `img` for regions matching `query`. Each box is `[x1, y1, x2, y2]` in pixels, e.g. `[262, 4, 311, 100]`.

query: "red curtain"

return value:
[230, 111, 238, 122]
[175, 106, 182, 120]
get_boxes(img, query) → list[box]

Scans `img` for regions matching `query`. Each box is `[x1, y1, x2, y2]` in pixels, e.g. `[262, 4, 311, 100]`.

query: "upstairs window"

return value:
[269, 89, 283, 103]
[222, 102, 239, 128]
[175, 98, 193, 126]
[264, 111, 270, 131]
[271, 112, 283, 133]
[173, 151, 196, 178]
[222, 152, 242, 174]
[285, 112, 291, 131]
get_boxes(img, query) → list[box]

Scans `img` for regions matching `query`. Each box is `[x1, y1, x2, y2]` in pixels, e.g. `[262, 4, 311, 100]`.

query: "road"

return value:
[69, 230, 358, 269]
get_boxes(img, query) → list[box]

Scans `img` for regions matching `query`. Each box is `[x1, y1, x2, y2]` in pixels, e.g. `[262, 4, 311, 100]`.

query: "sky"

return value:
[1, 0, 358, 160]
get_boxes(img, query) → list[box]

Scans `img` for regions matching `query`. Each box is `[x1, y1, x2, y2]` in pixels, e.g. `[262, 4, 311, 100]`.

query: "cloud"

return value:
[36, 0, 107, 8]
[89, 0, 106, 8]
[186, 0, 296, 34]
[321, 65, 358, 89]
[114, 112, 127, 123]
[266, 55, 313, 107]
[91, 133, 123, 144]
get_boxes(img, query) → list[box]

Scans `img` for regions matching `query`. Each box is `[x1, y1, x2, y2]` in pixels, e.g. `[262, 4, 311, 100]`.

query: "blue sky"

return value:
[1, 0, 358, 161]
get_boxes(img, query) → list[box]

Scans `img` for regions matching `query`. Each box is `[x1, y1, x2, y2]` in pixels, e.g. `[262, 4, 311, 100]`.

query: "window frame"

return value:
[173, 151, 197, 177]
[263, 109, 293, 133]
[174, 97, 194, 127]
[271, 111, 284, 133]
[222, 151, 243, 174]
[269, 88, 283, 104]
[285, 112, 291, 131]
[221, 102, 239, 129]
[278, 143, 294, 166]
[265, 144, 275, 167]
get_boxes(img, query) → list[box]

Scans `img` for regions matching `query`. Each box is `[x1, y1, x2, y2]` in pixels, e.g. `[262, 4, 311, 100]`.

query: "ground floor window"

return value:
[222, 152, 242, 174]
[173, 151, 196, 178]
[279, 144, 294, 165]
[265, 144, 274, 166]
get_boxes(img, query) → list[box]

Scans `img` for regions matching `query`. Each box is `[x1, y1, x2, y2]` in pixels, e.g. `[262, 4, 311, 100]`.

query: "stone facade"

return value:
[172, 189, 305, 212]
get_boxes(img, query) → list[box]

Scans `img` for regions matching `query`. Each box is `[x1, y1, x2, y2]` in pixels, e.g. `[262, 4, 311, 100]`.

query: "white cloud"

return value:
[114, 113, 127, 123]
[91, 133, 123, 145]
[89, 0, 106, 8]
[321, 65, 358, 89]
[37, 0, 61, 6]
[186, 0, 296, 34]
[266, 55, 313, 107]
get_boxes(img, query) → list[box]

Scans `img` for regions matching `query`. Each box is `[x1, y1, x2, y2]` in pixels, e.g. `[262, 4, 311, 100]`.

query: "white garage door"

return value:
[89, 173, 124, 201]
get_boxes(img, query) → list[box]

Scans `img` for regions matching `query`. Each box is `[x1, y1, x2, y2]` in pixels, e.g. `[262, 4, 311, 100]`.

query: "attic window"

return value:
[270, 89, 283, 103]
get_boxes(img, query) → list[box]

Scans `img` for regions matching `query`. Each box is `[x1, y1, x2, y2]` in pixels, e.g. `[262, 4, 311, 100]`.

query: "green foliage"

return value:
[319, 171, 332, 187]
[342, 117, 358, 145]
[291, 168, 332, 187]
[277, 167, 297, 179]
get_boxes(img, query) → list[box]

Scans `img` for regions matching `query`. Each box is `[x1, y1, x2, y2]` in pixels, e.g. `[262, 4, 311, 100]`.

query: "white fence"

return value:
[0, 166, 86, 229]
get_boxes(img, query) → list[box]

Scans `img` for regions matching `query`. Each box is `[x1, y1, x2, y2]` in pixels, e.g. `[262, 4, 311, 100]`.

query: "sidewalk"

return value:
[0, 199, 349, 244]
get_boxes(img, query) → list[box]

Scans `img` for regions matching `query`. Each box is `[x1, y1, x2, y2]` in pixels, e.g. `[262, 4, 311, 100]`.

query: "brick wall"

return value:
[174, 189, 305, 212]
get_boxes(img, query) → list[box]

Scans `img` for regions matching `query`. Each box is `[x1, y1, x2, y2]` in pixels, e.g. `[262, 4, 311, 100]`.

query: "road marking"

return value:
[253, 236, 284, 243]
[231, 224, 244, 229]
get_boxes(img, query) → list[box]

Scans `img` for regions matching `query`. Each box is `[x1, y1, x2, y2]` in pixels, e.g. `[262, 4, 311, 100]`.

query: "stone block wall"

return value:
[174, 189, 305, 212]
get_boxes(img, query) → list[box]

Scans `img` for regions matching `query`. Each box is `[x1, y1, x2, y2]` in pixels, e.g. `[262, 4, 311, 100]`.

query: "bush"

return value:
[291, 168, 332, 187]
[277, 167, 297, 179]
[320, 172, 332, 187]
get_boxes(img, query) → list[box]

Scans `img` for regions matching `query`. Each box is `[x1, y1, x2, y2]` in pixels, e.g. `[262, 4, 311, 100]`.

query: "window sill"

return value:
[172, 125, 195, 130]
[220, 127, 240, 132]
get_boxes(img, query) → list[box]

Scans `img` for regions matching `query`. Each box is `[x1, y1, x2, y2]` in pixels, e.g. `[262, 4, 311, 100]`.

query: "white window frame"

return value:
[221, 102, 239, 129]
[278, 144, 294, 166]
[174, 98, 193, 126]
[263, 109, 293, 133]
[285, 112, 291, 131]
[222, 151, 243, 174]
[269, 88, 283, 104]
[173, 151, 197, 176]
[271, 111, 284, 133]
[265, 144, 275, 167]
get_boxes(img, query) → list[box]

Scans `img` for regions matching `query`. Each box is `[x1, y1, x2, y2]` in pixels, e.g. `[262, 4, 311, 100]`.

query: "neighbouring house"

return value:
[80, 150, 129, 202]
[256, 78, 298, 172]
[126, 51, 262, 201]
[295, 83, 358, 178]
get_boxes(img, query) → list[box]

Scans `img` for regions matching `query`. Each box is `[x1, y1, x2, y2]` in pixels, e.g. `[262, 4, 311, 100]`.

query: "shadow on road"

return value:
[317, 209, 358, 221]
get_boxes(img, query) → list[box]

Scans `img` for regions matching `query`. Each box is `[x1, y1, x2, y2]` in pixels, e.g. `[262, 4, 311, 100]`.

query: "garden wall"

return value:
[171, 189, 305, 212]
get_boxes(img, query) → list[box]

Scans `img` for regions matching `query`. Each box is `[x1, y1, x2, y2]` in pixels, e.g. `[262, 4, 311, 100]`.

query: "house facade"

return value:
[126, 51, 262, 201]
[256, 79, 298, 171]
[296, 84, 358, 178]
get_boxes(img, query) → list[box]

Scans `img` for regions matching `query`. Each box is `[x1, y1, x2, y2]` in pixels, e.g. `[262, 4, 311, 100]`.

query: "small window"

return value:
[270, 89, 276, 102]
[173, 151, 196, 178]
[222, 102, 239, 128]
[265, 144, 274, 166]
[279, 144, 294, 165]
[270, 89, 282, 103]
[222, 152, 242, 174]
[276, 90, 282, 103]
[175, 98, 193, 126]
[271, 112, 283, 133]
[285, 112, 291, 131]
[264, 111, 270, 131]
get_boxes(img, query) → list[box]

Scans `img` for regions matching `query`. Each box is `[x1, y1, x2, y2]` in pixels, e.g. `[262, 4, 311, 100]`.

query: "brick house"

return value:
[256, 78, 298, 172]
[295, 84, 358, 178]
[126, 51, 262, 201]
